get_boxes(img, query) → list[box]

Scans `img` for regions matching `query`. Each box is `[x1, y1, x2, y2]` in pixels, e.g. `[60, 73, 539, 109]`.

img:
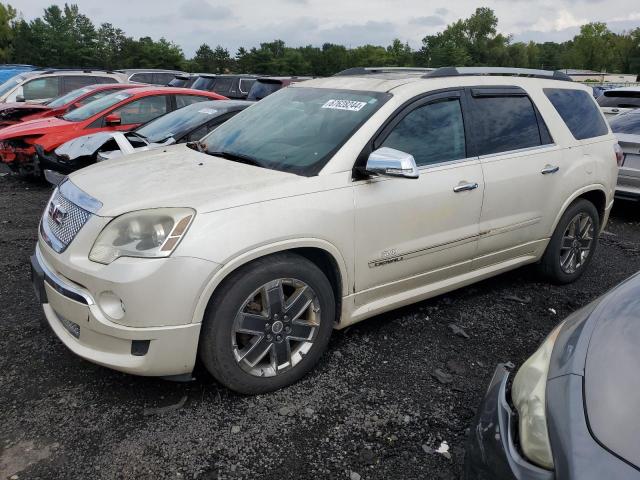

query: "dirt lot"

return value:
[1, 172, 639, 480]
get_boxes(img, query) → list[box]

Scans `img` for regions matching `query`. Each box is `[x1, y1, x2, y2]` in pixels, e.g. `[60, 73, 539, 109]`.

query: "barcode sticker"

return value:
[321, 99, 367, 112]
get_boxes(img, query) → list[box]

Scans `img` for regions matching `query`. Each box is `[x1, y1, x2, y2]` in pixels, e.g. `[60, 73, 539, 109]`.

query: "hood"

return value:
[0, 116, 75, 140]
[55, 132, 121, 160]
[69, 144, 303, 217]
[0, 102, 51, 124]
[583, 273, 640, 468]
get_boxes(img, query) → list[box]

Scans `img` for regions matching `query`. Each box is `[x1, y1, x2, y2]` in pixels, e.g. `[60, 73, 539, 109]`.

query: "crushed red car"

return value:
[0, 86, 226, 175]
[0, 83, 144, 127]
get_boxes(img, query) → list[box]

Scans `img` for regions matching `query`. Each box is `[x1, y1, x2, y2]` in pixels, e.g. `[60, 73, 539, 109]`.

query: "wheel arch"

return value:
[191, 238, 349, 326]
[551, 185, 609, 235]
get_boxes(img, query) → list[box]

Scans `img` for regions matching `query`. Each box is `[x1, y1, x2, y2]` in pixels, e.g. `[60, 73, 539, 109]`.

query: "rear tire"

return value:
[539, 199, 599, 284]
[198, 253, 335, 394]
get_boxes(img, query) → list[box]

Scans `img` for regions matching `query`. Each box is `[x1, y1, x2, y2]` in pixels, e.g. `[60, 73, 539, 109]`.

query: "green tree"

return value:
[572, 22, 614, 71]
[0, 2, 16, 61]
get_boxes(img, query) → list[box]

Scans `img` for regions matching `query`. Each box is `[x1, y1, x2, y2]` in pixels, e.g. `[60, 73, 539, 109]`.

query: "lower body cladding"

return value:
[465, 365, 639, 480]
[31, 244, 211, 377]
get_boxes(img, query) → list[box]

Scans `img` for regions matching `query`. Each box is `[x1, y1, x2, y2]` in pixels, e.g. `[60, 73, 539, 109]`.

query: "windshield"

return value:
[0, 75, 23, 97]
[200, 87, 390, 176]
[597, 91, 640, 108]
[63, 91, 132, 122]
[137, 101, 226, 142]
[610, 112, 640, 135]
[46, 86, 94, 108]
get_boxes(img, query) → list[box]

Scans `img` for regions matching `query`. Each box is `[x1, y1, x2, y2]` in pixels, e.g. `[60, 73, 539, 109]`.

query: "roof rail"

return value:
[423, 67, 573, 82]
[40, 68, 117, 75]
[335, 67, 435, 76]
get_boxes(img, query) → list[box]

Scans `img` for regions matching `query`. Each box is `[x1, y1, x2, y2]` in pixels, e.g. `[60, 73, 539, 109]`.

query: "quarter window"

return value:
[381, 98, 466, 167]
[112, 95, 168, 125]
[545, 88, 609, 140]
[63, 76, 100, 93]
[470, 95, 544, 156]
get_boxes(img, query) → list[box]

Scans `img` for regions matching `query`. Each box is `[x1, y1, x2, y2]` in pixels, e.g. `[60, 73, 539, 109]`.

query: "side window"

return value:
[112, 95, 168, 125]
[176, 95, 210, 109]
[213, 78, 232, 95]
[130, 73, 154, 84]
[96, 76, 117, 84]
[470, 94, 544, 156]
[381, 98, 466, 167]
[239, 79, 255, 94]
[545, 88, 609, 140]
[153, 73, 175, 85]
[62, 76, 99, 93]
[22, 77, 60, 100]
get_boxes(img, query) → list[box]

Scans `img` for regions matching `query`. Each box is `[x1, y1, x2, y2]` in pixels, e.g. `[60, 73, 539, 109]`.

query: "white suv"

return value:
[0, 69, 128, 104]
[31, 67, 619, 394]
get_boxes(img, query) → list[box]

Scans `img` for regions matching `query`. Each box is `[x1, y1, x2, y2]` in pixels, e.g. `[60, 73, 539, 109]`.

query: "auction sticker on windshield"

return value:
[322, 99, 368, 112]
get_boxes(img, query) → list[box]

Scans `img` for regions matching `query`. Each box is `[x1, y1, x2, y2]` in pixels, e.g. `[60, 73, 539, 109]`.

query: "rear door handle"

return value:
[453, 182, 479, 193]
[541, 165, 560, 175]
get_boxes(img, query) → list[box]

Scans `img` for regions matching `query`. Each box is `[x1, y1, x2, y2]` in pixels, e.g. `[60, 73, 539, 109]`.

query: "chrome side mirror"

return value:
[365, 147, 419, 179]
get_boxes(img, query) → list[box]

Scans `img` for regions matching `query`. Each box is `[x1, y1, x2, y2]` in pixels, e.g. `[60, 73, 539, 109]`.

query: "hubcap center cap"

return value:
[271, 320, 284, 334]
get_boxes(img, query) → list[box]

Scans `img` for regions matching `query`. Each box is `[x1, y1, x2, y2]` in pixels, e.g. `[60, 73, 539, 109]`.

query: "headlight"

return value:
[89, 208, 194, 264]
[511, 322, 564, 470]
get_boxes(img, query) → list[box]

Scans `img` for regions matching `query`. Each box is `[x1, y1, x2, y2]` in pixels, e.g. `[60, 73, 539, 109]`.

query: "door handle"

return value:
[453, 182, 479, 193]
[541, 165, 560, 175]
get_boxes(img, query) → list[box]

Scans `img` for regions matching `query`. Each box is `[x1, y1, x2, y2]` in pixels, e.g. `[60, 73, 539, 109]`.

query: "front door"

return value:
[353, 90, 484, 307]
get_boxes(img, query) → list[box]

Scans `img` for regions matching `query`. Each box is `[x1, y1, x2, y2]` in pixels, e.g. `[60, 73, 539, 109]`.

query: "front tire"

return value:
[199, 253, 335, 394]
[539, 199, 600, 284]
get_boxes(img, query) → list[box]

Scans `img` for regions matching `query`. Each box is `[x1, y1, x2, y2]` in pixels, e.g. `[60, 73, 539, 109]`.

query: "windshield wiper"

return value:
[207, 150, 265, 168]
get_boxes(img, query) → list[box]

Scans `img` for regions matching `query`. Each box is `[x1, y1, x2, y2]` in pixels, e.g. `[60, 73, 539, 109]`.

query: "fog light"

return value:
[131, 340, 150, 356]
[59, 315, 80, 338]
[98, 291, 125, 320]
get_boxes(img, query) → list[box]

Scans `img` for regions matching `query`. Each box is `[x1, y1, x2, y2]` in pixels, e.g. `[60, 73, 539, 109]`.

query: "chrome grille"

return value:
[45, 189, 91, 248]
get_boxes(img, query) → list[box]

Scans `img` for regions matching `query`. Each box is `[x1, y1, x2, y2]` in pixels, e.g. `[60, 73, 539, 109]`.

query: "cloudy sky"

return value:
[15, 0, 640, 56]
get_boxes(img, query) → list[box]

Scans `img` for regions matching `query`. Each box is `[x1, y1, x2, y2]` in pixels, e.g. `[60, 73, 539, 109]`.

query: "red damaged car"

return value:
[0, 83, 144, 127]
[0, 86, 227, 175]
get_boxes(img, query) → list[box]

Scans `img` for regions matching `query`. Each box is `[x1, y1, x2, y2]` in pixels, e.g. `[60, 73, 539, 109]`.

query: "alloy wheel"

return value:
[559, 212, 594, 274]
[231, 278, 321, 377]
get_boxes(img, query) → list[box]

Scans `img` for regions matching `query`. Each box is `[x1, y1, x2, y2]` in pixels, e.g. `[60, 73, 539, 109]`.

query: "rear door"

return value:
[354, 90, 484, 305]
[467, 86, 568, 268]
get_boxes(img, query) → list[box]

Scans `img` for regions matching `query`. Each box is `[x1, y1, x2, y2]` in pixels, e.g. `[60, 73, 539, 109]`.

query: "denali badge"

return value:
[48, 202, 68, 226]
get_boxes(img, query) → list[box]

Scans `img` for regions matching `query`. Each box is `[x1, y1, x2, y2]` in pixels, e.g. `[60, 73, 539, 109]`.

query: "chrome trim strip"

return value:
[59, 180, 102, 214]
[40, 218, 66, 253]
[478, 143, 558, 161]
[35, 245, 94, 306]
[369, 234, 479, 268]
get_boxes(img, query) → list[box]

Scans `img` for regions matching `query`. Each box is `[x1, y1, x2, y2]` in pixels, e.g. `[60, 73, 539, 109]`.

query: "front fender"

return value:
[188, 237, 350, 325]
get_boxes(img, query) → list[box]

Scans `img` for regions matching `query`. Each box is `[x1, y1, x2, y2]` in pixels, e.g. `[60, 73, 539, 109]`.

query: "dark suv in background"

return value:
[246, 76, 312, 100]
[190, 74, 258, 99]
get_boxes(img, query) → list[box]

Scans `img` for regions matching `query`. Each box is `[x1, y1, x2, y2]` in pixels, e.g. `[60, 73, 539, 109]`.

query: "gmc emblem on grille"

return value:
[48, 202, 67, 226]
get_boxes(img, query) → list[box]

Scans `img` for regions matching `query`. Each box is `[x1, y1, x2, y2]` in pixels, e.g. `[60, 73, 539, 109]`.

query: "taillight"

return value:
[614, 143, 624, 167]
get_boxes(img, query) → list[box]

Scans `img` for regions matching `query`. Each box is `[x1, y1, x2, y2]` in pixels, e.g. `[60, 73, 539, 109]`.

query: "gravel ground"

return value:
[1, 172, 639, 480]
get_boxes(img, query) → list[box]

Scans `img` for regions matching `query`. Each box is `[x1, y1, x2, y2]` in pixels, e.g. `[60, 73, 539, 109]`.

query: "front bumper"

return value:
[464, 364, 554, 480]
[31, 245, 203, 377]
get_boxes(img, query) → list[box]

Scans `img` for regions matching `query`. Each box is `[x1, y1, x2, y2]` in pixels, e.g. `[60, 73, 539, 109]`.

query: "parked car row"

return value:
[0, 86, 226, 175]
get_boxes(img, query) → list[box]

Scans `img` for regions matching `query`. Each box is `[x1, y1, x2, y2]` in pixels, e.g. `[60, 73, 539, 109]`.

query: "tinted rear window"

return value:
[247, 80, 282, 101]
[610, 112, 640, 135]
[470, 95, 545, 156]
[545, 88, 609, 140]
[597, 90, 640, 108]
